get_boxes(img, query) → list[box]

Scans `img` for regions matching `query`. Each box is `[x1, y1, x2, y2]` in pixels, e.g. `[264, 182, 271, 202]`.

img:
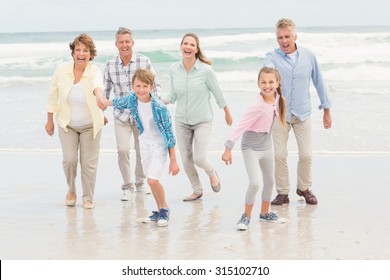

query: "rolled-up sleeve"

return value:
[112, 94, 131, 111]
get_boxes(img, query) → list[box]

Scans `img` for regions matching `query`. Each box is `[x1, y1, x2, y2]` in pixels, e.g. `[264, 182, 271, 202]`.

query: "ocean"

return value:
[1, 26, 389, 154]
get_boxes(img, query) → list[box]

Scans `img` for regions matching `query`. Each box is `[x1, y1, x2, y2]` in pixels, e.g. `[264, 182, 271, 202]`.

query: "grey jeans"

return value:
[175, 121, 216, 194]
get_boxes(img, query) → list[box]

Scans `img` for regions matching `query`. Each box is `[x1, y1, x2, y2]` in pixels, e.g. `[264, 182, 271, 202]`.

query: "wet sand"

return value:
[0, 151, 389, 260]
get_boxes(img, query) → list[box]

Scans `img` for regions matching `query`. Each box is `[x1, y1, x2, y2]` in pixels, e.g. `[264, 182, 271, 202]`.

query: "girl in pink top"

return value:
[222, 67, 286, 230]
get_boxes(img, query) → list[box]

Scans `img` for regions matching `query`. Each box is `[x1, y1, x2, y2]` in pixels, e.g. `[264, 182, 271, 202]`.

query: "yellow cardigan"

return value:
[46, 61, 104, 138]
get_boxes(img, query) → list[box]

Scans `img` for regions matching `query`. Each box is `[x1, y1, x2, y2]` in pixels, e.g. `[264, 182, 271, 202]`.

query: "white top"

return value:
[67, 83, 92, 127]
[137, 101, 164, 145]
[287, 50, 298, 64]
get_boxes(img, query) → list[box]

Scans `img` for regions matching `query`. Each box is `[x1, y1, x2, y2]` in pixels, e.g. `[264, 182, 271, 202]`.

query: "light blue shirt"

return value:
[164, 59, 227, 125]
[264, 45, 331, 122]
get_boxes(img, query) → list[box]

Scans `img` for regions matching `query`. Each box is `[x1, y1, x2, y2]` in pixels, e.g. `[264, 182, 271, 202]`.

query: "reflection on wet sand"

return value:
[176, 201, 205, 259]
[296, 203, 317, 259]
[64, 206, 101, 259]
[81, 208, 100, 258]
[257, 205, 290, 259]
[64, 207, 79, 259]
[2, 153, 390, 260]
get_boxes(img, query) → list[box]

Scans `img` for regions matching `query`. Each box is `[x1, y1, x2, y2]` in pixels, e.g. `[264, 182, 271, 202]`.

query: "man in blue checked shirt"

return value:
[264, 18, 332, 206]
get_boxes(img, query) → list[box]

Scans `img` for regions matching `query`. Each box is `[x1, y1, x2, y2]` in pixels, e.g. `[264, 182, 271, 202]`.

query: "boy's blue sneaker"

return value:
[157, 208, 170, 227]
[236, 213, 250, 231]
[259, 212, 286, 223]
[142, 211, 160, 223]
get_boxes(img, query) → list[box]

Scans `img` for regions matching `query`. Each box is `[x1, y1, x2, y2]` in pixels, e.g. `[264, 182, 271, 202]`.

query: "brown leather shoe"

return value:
[296, 189, 318, 205]
[271, 194, 290, 205]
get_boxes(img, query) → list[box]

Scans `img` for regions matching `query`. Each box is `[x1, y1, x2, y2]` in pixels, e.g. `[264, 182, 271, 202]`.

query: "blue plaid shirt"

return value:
[264, 45, 331, 122]
[112, 92, 176, 149]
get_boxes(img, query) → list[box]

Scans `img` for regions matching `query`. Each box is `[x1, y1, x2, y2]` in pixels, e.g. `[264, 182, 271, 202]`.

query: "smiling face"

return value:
[115, 33, 134, 59]
[132, 78, 153, 103]
[180, 35, 198, 60]
[72, 43, 91, 67]
[276, 26, 297, 54]
[258, 72, 279, 102]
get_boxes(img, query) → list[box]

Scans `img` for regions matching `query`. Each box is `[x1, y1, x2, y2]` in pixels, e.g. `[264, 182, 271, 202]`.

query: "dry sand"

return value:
[1, 151, 389, 260]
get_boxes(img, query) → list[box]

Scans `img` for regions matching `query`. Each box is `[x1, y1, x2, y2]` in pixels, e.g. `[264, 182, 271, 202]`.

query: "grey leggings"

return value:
[242, 148, 275, 205]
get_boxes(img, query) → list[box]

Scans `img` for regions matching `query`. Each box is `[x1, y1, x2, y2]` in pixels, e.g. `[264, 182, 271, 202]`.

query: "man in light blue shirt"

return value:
[264, 18, 332, 205]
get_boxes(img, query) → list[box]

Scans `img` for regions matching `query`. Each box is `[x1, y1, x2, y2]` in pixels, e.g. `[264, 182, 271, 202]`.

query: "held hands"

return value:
[96, 92, 108, 110]
[221, 148, 232, 165]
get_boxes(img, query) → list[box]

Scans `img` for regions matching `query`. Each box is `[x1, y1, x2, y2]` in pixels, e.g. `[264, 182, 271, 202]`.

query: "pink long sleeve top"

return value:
[225, 93, 280, 149]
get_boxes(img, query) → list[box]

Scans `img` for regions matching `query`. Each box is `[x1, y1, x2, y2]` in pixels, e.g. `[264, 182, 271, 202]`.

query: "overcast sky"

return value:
[1, 0, 389, 33]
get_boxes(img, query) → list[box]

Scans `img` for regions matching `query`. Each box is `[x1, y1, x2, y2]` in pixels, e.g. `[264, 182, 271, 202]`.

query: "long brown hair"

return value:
[258, 67, 286, 124]
[180, 32, 212, 65]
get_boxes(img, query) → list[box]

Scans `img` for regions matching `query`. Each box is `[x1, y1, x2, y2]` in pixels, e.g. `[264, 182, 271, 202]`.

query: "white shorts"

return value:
[140, 141, 168, 181]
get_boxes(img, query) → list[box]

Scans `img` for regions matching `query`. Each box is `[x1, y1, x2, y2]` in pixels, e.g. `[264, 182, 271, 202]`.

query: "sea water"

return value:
[0, 26, 389, 153]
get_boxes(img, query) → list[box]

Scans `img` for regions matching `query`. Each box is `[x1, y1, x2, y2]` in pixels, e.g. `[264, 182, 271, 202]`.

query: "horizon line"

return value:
[1, 25, 390, 35]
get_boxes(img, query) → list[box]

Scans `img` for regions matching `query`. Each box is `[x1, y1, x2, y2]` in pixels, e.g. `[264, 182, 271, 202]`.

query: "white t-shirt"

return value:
[67, 83, 92, 127]
[287, 51, 298, 65]
[137, 101, 164, 145]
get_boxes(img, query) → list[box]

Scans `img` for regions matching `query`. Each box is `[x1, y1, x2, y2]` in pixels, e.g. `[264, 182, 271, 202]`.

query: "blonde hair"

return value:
[69, 33, 96, 60]
[180, 33, 213, 65]
[132, 69, 155, 86]
[258, 67, 286, 124]
[275, 18, 296, 35]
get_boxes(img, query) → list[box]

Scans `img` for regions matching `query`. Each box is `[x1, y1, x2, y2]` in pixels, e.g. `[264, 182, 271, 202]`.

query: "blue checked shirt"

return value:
[264, 45, 331, 122]
[112, 92, 176, 149]
[104, 53, 162, 123]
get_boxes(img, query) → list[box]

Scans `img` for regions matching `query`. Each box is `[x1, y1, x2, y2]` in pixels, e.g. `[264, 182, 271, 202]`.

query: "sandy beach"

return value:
[0, 150, 389, 260]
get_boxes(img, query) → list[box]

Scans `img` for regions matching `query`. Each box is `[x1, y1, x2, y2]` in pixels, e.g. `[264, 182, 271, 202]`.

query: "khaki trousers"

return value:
[114, 118, 145, 190]
[272, 116, 312, 195]
[59, 124, 101, 202]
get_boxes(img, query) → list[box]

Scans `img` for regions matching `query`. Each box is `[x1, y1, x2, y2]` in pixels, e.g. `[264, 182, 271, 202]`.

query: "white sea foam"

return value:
[1, 28, 390, 152]
[216, 70, 259, 82]
[0, 76, 51, 86]
[323, 65, 390, 81]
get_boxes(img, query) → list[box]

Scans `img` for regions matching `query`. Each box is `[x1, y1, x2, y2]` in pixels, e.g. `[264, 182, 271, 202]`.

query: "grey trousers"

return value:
[175, 121, 216, 195]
